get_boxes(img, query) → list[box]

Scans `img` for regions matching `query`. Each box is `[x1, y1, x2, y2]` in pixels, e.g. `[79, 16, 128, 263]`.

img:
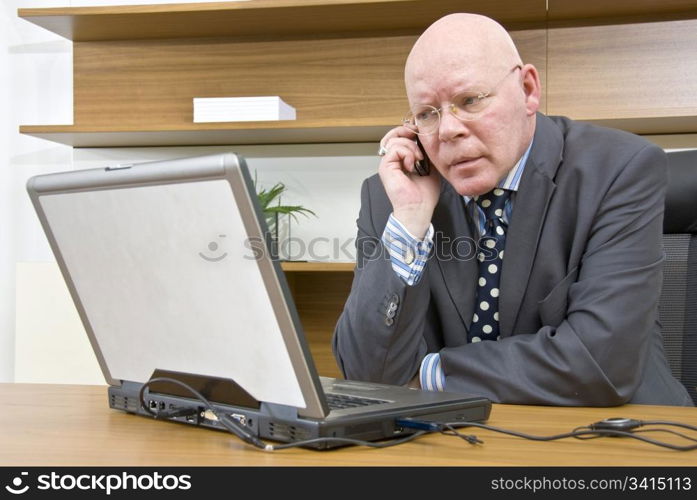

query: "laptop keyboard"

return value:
[325, 392, 389, 410]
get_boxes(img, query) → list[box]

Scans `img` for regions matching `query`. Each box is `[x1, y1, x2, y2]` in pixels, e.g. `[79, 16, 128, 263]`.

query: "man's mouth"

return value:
[450, 156, 482, 169]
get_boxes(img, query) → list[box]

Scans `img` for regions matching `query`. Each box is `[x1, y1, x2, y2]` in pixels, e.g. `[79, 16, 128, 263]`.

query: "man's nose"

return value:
[437, 108, 472, 141]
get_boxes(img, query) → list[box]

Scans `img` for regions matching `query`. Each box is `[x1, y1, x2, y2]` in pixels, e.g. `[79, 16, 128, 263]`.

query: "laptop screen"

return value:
[28, 153, 328, 417]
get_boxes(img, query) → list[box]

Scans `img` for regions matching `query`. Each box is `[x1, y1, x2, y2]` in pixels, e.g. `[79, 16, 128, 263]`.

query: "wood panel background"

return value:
[72, 30, 546, 128]
[73, 35, 410, 127]
[547, 19, 697, 121]
[284, 271, 353, 378]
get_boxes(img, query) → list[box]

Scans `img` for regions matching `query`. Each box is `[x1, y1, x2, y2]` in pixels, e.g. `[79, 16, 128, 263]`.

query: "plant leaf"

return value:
[253, 171, 316, 224]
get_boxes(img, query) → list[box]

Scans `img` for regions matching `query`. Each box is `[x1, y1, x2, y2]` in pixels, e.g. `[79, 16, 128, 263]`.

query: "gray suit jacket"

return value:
[333, 113, 693, 406]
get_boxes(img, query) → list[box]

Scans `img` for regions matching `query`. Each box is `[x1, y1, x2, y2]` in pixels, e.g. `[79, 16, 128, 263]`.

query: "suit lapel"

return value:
[499, 114, 564, 335]
[433, 183, 479, 330]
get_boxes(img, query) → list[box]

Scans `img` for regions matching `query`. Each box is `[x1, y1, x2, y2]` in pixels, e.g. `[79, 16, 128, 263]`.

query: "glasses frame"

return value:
[403, 65, 523, 135]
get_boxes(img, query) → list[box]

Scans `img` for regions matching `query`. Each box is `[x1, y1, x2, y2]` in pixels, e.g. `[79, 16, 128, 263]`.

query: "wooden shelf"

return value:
[548, 0, 697, 24]
[281, 261, 355, 272]
[17, 2, 697, 147]
[21, 115, 697, 148]
[17, 0, 547, 42]
[19, 120, 393, 147]
[18, 0, 697, 43]
[578, 117, 697, 136]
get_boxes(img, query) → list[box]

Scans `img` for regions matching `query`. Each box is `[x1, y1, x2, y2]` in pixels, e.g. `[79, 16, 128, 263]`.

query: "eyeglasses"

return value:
[403, 65, 522, 135]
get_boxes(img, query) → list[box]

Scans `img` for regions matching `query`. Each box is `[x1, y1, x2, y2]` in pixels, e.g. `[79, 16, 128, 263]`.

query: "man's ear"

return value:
[520, 64, 541, 116]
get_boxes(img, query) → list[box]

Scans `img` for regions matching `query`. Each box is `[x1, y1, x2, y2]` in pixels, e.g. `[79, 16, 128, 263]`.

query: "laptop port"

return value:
[230, 413, 247, 426]
[203, 409, 219, 422]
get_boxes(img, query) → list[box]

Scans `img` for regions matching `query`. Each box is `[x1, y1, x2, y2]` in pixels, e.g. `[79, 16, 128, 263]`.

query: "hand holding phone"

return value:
[377, 128, 440, 239]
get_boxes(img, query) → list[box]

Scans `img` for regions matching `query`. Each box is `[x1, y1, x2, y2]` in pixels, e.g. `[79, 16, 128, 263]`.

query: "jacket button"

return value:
[385, 317, 394, 326]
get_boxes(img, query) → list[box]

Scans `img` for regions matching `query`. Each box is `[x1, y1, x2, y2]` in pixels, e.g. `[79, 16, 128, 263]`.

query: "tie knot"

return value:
[475, 188, 510, 220]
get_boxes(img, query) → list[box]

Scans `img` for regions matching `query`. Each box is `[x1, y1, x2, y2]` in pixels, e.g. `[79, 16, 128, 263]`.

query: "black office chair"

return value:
[660, 149, 697, 405]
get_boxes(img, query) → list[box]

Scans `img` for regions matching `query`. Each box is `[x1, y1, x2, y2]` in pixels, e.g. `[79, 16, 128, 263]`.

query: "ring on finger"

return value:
[377, 144, 389, 156]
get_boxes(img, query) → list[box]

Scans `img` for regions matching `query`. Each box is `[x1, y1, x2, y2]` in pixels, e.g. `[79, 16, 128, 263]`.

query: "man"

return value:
[332, 13, 692, 406]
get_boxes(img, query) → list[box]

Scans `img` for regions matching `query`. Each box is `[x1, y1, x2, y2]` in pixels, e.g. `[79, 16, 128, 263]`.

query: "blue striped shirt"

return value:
[381, 140, 533, 391]
[381, 217, 434, 285]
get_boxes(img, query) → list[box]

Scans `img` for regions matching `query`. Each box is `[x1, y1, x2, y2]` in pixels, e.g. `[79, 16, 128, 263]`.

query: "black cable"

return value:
[442, 420, 601, 442]
[138, 377, 268, 449]
[397, 417, 697, 451]
[138, 378, 697, 452]
[578, 427, 697, 451]
[268, 431, 429, 451]
[639, 420, 697, 432]
[137, 377, 429, 451]
[633, 428, 697, 443]
[442, 421, 697, 451]
[439, 424, 483, 445]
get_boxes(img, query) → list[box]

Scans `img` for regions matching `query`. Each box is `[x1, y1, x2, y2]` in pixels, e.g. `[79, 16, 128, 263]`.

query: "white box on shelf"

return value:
[193, 96, 296, 123]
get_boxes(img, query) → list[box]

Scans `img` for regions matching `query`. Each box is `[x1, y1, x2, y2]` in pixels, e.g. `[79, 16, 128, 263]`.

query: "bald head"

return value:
[400, 13, 541, 197]
[405, 14, 522, 98]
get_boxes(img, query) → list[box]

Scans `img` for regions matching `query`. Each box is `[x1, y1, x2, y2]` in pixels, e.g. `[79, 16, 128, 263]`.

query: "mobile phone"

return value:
[414, 137, 431, 176]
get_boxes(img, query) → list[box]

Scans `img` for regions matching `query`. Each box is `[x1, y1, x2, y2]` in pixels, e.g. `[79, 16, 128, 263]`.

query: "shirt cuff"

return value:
[381, 213, 434, 286]
[420, 353, 446, 392]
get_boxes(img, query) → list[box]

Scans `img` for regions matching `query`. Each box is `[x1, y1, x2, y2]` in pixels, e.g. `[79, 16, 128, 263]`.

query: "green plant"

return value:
[253, 172, 316, 232]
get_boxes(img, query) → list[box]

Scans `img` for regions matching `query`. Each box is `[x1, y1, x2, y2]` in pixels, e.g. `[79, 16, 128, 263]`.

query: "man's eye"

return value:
[458, 95, 478, 107]
[416, 109, 436, 121]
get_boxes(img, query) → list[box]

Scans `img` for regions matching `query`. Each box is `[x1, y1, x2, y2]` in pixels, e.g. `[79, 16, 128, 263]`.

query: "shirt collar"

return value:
[463, 139, 533, 205]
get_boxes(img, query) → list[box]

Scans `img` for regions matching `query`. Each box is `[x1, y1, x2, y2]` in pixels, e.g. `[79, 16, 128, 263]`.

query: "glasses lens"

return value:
[404, 105, 439, 135]
[450, 92, 490, 120]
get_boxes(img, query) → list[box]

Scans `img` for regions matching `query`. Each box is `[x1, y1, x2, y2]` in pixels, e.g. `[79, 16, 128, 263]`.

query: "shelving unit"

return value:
[18, 121, 394, 148]
[18, 0, 548, 149]
[280, 261, 354, 272]
[17, 0, 697, 376]
[17, 0, 546, 42]
[18, 0, 697, 146]
[21, 117, 697, 148]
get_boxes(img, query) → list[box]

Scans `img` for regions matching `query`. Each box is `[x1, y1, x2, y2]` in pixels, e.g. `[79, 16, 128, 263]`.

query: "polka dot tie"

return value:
[468, 188, 510, 343]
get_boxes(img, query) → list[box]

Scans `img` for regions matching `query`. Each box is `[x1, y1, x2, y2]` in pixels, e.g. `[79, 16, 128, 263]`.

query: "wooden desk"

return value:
[1, 383, 695, 466]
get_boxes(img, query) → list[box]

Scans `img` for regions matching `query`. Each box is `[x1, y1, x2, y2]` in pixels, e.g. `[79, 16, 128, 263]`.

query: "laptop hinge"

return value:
[260, 402, 298, 421]
[146, 369, 261, 409]
[119, 380, 143, 396]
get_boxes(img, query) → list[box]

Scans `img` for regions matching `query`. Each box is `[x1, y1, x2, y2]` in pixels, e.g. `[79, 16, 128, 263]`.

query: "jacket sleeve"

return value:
[332, 176, 433, 385]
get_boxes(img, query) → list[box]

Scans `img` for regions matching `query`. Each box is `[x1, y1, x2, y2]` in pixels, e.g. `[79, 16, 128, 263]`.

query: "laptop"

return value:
[26, 152, 491, 449]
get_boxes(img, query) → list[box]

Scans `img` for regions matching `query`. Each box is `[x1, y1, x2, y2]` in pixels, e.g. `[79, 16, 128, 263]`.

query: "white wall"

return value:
[2, 0, 75, 383]
[3, 1, 381, 384]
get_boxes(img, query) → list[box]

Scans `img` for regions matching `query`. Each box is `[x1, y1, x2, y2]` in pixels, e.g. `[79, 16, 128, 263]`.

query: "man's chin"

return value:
[449, 177, 498, 198]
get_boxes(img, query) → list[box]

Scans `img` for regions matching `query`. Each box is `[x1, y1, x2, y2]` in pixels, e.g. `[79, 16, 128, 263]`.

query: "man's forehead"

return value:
[405, 14, 520, 97]
[405, 61, 492, 102]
